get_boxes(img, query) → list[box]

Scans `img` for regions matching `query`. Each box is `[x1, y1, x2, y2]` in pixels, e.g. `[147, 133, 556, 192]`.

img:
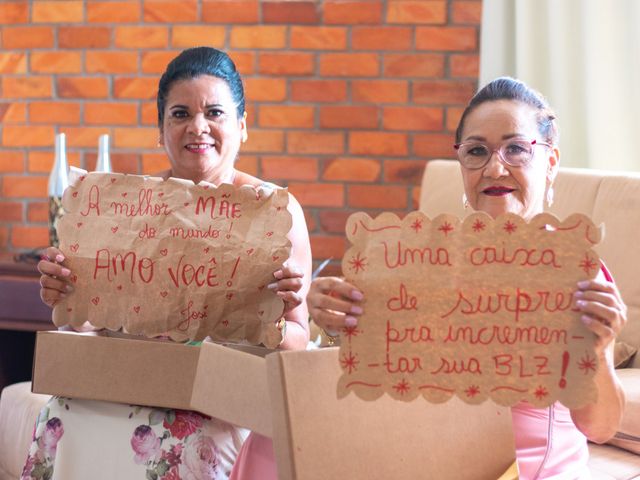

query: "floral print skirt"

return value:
[21, 397, 249, 480]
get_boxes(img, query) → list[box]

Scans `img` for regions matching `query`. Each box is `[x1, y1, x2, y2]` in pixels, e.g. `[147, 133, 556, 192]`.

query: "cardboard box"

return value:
[33, 331, 515, 479]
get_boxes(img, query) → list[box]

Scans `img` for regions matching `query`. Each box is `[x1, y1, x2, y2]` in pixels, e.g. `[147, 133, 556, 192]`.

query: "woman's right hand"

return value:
[307, 276, 364, 333]
[38, 246, 73, 308]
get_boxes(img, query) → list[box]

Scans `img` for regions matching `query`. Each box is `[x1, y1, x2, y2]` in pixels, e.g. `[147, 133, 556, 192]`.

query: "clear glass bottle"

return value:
[48, 133, 69, 247]
[95, 133, 111, 172]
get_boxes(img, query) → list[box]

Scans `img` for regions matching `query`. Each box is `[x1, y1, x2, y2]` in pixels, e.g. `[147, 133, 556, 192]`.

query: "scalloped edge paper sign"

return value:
[53, 171, 292, 348]
[338, 211, 603, 409]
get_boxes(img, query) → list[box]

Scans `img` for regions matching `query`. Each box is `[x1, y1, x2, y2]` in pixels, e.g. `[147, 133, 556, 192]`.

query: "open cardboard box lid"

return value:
[33, 331, 515, 479]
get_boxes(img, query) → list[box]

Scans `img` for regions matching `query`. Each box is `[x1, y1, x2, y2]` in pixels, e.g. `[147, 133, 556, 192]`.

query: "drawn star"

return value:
[578, 253, 598, 275]
[533, 386, 548, 400]
[410, 219, 423, 233]
[464, 385, 480, 398]
[393, 379, 411, 395]
[348, 252, 367, 274]
[578, 353, 597, 374]
[438, 221, 454, 236]
[472, 219, 486, 232]
[343, 325, 361, 342]
[503, 221, 517, 234]
[340, 351, 359, 374]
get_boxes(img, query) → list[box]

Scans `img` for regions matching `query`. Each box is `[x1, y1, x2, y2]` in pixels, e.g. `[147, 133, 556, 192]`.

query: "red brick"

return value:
[230, 26, 286, 49]
[242, 129, 285, 153]
[413, 80, 476, 104]
[2, 77, 52, 99]
[11, 225, 50, 248]
[318, 210, 352, 234]
[63, 127, 108, 148]
[27, 151, 81, 173]
[0, 3, 28, 24]
[288, 132, 344, 155]
[141, 153, 170, 174]
[258, 53, 314, 76]
[0, 152, 24, 173]
[114, 128, 158, 149]
[309, 235, 346, 260]
[87, 1, 141, 23]
[416, 27, 477, 51]
[411, 186, 422, 210]
[172, 26, 225, 48]
[86, 51, 139, 74]
[0, 53, 26, 74]
[323, 1, 383, 25]
[320, 53, 379, 77]
[85, 103, 138, 125]
[141, 102, 157, 125]
[291, 80, 347, 103]
[446, 106, 465, 132]
[141, 51, 179, 74]
[143, 0, 197, 22]
[384, 53, 444, 77]
[59, 26, 111, 48]
[413, 133, 456, 158]
[244, 78, 286, 102]
[236, 155, 258, 177]
[386, 1, 446, 25]
[320, 106, 378, 129]
[2, 176, 48, 198]
[349, 185, 408, 209]
[58, 77, 109, 98]
[31, 52, 82, 74]
[228, 52, 255, 75]
[383, 159, 426, 184]
[304, 210, 317, 232]
[261, 156, 318, 181]
[382, 107, 443, 131]
[0, 202, 23, 222]
[33, 1, 83, 23]
[27, 202, 48, 222]
[352, 27, 412, 50]
[258, 105, 314, 128]
[323, 157, 380, 182]
[450, 54, 479, 78]
[452, 1, 483, 24]
[288, 183, 344, 207]
[202, 0, 259, 24]
[2, 126, 54, 147]
[30, 102, 81, 124]
[352, 80, 409, 104]
[349, 132, 408, 156]
[114, 78, 158, 100]
[115, 26, 168, 49]
[86, 152, 140, 174]
[290, 26, 347, 50]
[2, 26, 54, 48]
[0, 226, 8, 249]
[263, 1, 320, 24]
[0, 103, 27, 123]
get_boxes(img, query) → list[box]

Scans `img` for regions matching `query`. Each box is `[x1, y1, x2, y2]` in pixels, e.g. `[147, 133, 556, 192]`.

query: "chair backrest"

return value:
[419, 159, 640, 357]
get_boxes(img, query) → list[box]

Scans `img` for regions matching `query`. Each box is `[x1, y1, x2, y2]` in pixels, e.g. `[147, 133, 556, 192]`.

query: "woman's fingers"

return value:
[271, 263, 304, 293]
[40, 286, 65, 307]
[40, 274, 72, 293]
[308, 306, 357, 332]
[276, 290, 302, 314]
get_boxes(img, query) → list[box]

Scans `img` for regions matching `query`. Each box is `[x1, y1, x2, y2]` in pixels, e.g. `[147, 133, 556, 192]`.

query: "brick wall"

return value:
[0, 0, 481, 272]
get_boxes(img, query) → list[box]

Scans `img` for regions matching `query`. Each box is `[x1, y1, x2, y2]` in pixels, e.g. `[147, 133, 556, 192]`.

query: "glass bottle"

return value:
[95, 134, 111, 172]
[48, 133, 69, 247]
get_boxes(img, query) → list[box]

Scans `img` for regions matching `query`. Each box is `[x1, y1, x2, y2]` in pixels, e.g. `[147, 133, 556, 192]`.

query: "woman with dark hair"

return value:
[30, 47, 312, 480]
[308, 77, 627, 479]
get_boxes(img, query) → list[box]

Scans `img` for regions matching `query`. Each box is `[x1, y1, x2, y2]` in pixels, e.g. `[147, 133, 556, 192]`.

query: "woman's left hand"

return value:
[270, 263, 304, 315]
[575, 278, 627, 356]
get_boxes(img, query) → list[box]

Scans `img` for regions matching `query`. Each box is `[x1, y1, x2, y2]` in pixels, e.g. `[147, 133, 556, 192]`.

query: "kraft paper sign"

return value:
[53, 172, 292, 347]
[338, 211, 603, 408]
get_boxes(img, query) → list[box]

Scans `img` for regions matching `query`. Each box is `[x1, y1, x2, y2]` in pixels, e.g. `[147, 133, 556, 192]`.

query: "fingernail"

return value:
[350, 305, 363, 315]
[55, 254, 65, 263]
[65, 284, 74, 293]
[577, 280, 590, 289]
[273, 270, 283, 280]
[345, 316, 358, 327]
[267, 282, 278, 290]
[573, 291, 584, 298]
[60, 268, 71, 277]
[576, 300, 586, 308]
[581, 315, 592, 325]
[350, 290, 364, 301]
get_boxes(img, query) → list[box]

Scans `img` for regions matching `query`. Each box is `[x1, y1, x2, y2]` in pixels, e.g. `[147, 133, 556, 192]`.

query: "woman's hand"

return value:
[307, 277, 364, 333]
[37, 246, 73, 308]
[270, 263, 304, 315]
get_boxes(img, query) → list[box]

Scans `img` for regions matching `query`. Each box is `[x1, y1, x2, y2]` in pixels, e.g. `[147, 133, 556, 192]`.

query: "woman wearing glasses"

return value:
[308, 77, 627, 479]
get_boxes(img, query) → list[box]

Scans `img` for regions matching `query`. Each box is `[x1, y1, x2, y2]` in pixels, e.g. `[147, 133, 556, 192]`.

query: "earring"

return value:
[546, 186, 555, 208]
[462, 193, 469, 210]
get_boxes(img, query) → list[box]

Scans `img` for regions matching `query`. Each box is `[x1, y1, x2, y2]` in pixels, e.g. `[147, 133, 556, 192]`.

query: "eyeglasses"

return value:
[453, 139, 552, 170]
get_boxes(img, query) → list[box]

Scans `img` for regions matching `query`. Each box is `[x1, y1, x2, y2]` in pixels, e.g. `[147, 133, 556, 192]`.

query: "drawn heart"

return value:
[70, 243, 79, 253]
[222, 320, 229, 327]
[67, 307, 73, 312]
[266, 231, 273, 237]
[76, 222, 83, 228]
[222, 193, 231, 198]
[121, 192, 127, 198]
[110, 178, 116, 183]
[203, 305, 208, 309]
[91, 296, 100, 305]
[160, 291, 168, 298]
[226, 293, 233, 300]
[111, 226, 118, 233]
[71, 274, 77, 283]
[246, 248, 254, 255]
[183, 202, 189, 207]
[258, 310, 264, 316]
[79, 175, 86, 181]
[117, 285, 123, 290]
[258, 285, 265, 291]
[158, 192, 164, 197]
[203, 247, 210, 253]
[72, 191, 78, 198]
[133, 306, 140, 313]
[160, 249, 168, 256]
[272, 255, 279, 262]
[203, 185, 210, 190]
